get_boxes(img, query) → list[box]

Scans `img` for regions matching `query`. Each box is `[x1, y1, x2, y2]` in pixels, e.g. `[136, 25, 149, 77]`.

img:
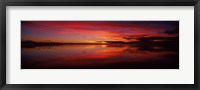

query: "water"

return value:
[21, 44, 179, 69]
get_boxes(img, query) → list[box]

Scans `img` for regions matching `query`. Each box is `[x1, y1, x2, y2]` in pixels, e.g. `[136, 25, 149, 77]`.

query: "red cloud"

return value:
[21, 21, 178, 42]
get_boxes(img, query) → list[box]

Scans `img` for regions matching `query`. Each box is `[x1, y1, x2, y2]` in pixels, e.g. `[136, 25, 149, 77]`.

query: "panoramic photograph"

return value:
[21, 21, 179, 69]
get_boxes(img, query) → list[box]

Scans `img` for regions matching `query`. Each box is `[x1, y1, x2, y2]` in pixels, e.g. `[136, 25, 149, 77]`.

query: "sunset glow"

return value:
[21, 21, 179, 69]
[21, 21, 179, 43]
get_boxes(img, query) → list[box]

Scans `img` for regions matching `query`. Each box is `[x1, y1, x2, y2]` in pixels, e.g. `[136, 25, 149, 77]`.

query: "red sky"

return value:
[21, 21, 179, 43]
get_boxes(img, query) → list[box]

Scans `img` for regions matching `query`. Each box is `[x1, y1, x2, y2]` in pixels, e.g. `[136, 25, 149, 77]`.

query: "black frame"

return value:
[0, 0, 199, 90]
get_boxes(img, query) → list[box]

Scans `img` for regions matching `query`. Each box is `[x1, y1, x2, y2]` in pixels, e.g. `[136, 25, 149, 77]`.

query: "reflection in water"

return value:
[21, 44, 179, 69]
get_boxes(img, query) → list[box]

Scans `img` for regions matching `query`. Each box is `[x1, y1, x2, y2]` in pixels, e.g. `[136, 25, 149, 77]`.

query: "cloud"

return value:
[137, 36, 179, 42]
[164, 26, 179, 35]
[21, 21, 179, 42]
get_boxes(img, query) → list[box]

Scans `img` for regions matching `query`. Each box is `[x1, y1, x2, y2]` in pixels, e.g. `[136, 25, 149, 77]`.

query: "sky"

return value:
[21, 21, 179, 43]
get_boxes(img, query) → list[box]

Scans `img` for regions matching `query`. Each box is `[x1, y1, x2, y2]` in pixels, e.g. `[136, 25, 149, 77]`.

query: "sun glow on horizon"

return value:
[22, 21, 179, 43]
[101, 41, 107, 44]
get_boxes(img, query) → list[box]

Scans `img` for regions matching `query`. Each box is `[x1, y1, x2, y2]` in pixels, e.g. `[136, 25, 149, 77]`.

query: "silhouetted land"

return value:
[21, 40, 110, 48]
[22, 36, 179, 51]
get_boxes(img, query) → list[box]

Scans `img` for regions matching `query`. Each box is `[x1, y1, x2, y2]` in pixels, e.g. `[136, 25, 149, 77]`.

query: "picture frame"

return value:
[0, 0, 199, 90]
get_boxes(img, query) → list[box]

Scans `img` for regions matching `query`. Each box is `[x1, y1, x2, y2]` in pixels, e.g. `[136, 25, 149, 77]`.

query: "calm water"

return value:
[21, 44, 179, 69]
